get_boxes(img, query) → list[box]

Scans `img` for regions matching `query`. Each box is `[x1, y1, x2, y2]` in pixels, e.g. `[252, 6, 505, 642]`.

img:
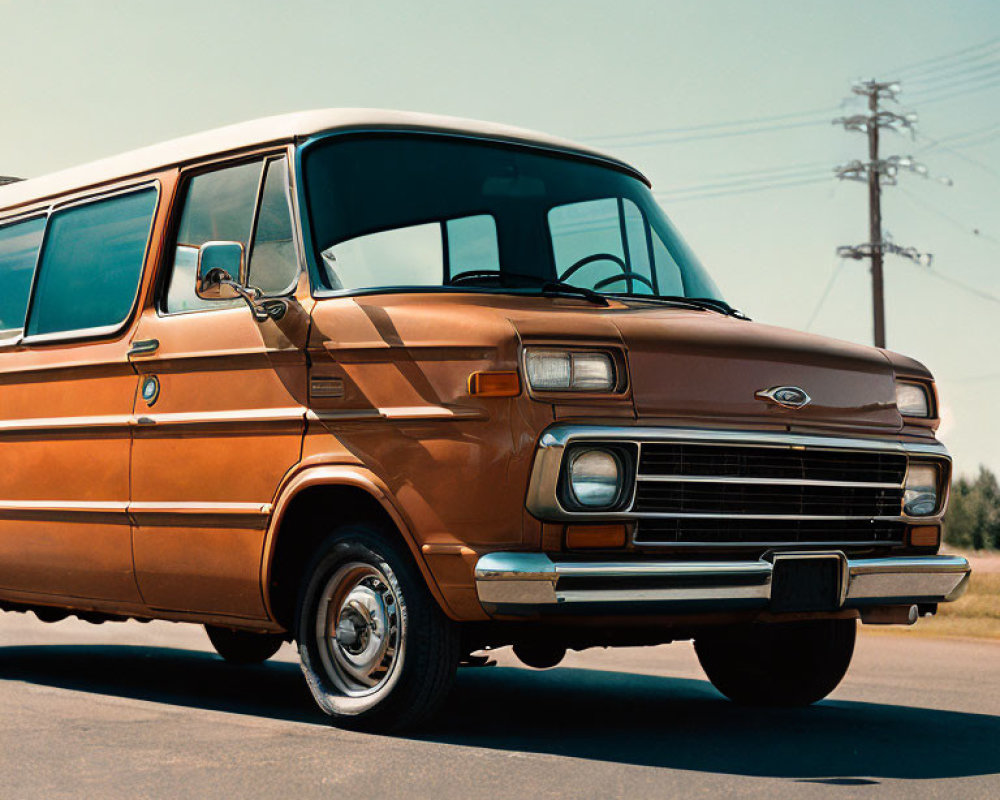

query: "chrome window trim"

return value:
[19, 181, 161, 346]
[246, 153, 303, 298]
[525, 424, 950, 524]
[157, 147, 304, 318]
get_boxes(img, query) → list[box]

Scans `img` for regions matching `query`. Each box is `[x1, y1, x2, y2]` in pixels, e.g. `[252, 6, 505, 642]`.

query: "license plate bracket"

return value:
[769, 554, 844, 613]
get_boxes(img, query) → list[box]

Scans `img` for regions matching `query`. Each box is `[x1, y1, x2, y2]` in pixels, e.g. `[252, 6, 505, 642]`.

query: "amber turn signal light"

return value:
[908, 525, 940, 548]
[565, 523, 628, 549]
[468, 370, 521, 397]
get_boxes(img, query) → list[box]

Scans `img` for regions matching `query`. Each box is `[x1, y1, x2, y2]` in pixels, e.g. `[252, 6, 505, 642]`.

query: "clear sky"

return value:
[2, 0, 998, 475]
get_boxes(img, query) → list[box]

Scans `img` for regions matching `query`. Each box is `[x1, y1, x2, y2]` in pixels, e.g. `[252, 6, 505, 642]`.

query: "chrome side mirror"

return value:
[196, 241, 245, 300]
[195, 241, 286, 321]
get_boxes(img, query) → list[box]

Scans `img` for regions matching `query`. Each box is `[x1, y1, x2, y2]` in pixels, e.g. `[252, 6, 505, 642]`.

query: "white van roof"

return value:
[0, 108, 644, 212]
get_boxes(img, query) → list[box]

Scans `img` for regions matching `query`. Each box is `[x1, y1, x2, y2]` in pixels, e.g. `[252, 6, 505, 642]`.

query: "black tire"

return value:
[694, 619, 856, 706]
[295, 524, 459, 731]
[205, 626, 284, 664]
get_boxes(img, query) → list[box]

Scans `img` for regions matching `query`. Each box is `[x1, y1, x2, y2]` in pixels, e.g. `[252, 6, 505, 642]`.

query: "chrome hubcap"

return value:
[316, 563, 402, 697]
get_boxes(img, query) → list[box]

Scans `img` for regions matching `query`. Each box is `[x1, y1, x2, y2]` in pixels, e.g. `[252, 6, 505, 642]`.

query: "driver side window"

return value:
[164, 156, 299, 313]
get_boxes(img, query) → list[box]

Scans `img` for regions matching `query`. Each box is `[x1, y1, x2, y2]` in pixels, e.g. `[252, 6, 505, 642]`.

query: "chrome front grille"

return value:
[525, 426, 950, 552]
[638, 443, 907, 483]
[633, 481, 903, 516]
[629, 441, 907, 549]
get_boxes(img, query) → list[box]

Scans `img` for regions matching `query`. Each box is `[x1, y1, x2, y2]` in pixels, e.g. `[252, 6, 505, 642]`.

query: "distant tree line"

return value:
[945, 466, 1000, 550]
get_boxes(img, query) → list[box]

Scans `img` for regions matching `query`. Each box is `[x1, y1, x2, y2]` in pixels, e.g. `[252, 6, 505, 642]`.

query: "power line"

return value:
[906, 66, 1000, 99]
[890, 36, 1000, 78]
[698, 159, 830, 181]
[582, 39, 1000, 154]
[655, 175, 831, 204]
[905, 259, 1000, 306]
[805, 260, 845, 331]
[948, 130, 1000, 150]
[895, 184, 1000, 249]
[916, 119, 1000, 152]
[911, 74, 1000, 106]
[913, 130, 1000, 183]
[906, 55, 1000, 86]
[590, 118, 829, 149]
[656, 167, 830, 197]
[582, 106, 837, 145]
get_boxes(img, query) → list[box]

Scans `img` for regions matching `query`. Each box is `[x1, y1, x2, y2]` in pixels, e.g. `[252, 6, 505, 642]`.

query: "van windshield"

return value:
[302, 134, 723, 302]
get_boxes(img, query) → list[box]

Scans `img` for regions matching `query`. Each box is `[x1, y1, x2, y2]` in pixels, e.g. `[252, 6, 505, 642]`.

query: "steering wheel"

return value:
[594, 272, 655, 291]
[558, 253, 655, 292]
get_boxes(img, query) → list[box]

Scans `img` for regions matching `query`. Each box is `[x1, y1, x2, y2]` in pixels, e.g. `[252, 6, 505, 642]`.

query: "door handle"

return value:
[128, 338, 159, 356]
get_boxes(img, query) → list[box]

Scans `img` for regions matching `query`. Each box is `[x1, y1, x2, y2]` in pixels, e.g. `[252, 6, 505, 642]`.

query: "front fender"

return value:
[261, 464, 468, 622]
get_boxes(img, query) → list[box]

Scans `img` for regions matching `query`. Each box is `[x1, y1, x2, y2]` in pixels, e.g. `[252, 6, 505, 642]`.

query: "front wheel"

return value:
[694, 618, 856, 706]
[295, 525, 459, 731]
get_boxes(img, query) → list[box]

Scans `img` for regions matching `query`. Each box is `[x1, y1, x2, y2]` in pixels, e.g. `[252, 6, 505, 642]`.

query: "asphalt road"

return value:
[1, 613, 998, 800]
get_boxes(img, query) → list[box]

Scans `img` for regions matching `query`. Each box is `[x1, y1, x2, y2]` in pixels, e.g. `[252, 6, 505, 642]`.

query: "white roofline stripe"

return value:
[0, 108, 646, 212]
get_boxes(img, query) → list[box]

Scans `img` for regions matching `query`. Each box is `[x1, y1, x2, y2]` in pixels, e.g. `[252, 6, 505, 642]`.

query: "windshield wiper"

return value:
[448, 270, 609, 306]
[606, 293, 749, 319]
[537, 279, 609, 306]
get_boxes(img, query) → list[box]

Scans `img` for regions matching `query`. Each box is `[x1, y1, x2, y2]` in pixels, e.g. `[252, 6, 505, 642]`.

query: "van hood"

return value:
[509, 302, 905, 432]
[308, 293, 913, 434]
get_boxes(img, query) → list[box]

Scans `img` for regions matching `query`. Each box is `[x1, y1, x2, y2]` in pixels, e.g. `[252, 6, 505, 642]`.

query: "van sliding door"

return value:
[0, 187, 158, 602]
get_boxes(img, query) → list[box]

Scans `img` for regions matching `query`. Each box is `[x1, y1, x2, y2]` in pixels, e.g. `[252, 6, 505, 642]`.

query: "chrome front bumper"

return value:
[474, 552, 971, 616]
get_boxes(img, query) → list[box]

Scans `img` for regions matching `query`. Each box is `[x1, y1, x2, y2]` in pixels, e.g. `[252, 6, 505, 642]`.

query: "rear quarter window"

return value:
[0, 215, 45, 339]
[26, 187, 157, 338]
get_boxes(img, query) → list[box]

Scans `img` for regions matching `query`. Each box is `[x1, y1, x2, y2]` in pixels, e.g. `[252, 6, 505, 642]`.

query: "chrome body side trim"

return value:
[0, 407, 308, 436]
[0, 414, 134, 434]
[474, 552, 971, 614]
[306, 405, 487, 423]
[0, 403, 479, 438]
[134, 407, 307, 427]
[129, 501, 272, 529]
[0, 500, 270, 527]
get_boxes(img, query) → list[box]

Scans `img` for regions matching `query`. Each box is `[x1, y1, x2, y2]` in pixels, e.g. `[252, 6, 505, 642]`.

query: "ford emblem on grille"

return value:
[755, 385, 811, 409]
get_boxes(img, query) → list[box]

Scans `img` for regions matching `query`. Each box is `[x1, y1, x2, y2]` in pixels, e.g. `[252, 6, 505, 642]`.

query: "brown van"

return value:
[0, 110, 970, 729]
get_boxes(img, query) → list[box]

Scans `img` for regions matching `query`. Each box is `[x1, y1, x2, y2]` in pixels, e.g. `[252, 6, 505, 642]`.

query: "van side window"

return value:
[0, 216, 45, 339]
[26, 188, 157, 338]
[248, 157, 299, 295]
[165, 157, 300, 313]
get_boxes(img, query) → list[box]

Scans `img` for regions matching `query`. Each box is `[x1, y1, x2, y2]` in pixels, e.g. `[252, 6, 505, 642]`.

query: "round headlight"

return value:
[568, 449, 622, 508]
[903, 463, 939, 516]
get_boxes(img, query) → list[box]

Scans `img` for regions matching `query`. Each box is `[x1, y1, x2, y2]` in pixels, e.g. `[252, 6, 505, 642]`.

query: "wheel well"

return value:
[267, 484, 419, 633]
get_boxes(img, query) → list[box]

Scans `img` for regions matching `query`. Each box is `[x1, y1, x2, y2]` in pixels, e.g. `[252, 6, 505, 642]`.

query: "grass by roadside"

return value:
[924, 571, 1000, 639]
[865, 550, 1000, 640]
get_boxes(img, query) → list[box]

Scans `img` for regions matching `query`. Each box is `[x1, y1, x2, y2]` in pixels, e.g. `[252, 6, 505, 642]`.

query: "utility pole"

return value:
[866, 88, 886, 348]
[834, 80, 933, 349]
